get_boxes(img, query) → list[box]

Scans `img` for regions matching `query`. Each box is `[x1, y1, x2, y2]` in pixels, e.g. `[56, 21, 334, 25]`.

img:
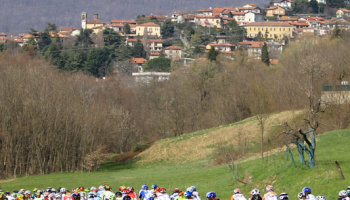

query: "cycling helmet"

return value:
[72, 188, 76, 193]
[47, 188, 52, 193]
[33, 188, 38, 192]
[251, 189, 260, 196]
[174, 188, 180, 193]
[316, 196, 326, 200]
[187, 187, 194, 193]
[5, 191, 10, 195]
[339, 190, 347, 197]
[57, 187, 62, 193]
[302, 187, 311, 194]
[206, 191, 216, 199]
[105, 185, 111, 191]
[298, 192, 304, 199]
[152, 185, 158, 189]
[60, 188, 66, 193]
[159, 188, 165, 193]
[121, 189, 127, 194]
[52, 189, 56, 194]
[266, 185, 274, 192]
[78, 187, 84, 192]
[13, 191, 18, 193]
[279, 193, 289, 200]
[234, 189, 241, 194]
[142, 185, 148, 190]
[99, 186, 105, 191]
[191, 186, 197, 192]
[25, 190, 31, 195]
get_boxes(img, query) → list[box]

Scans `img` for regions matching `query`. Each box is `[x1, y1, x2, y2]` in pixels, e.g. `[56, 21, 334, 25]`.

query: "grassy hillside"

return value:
[1, 112, 349, 200]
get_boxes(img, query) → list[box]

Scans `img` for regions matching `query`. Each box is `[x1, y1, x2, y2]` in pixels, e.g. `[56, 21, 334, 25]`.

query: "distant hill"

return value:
[0, 0, 269, 35]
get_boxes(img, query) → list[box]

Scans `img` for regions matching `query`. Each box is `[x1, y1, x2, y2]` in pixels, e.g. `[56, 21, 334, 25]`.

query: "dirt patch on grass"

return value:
[135, 110, 302, 165]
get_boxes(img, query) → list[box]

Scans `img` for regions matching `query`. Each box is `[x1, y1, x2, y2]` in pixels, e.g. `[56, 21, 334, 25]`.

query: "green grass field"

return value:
[1, 126, 349, 200]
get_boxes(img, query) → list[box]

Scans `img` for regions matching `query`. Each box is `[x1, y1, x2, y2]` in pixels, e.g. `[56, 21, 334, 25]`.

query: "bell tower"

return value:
[81, 12, 87, 29]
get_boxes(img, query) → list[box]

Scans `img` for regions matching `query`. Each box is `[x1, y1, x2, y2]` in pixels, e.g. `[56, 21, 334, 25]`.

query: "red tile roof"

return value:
[87, 19, 105, 24]
[137, 22, 160, 27]
[165, 46, 182, 50]
[0, 33, 6, 36]
[270, 59, 279, 65]
[131, 58, 147, 64]
[339, 8, 350, 13]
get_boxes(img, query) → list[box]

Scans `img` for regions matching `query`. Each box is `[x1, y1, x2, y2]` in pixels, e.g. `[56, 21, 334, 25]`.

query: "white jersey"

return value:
[170, 194, 179, 200]
[232, 194, 246, 200]
[306, 195, 316, 200]
[157, 193, 170, 200]
[263, 192, 278, 200]
[192, 192, 200, 200]
[102, 191, 114, 200]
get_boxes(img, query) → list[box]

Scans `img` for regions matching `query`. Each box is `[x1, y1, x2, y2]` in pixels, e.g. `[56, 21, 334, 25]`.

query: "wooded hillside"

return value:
[0, 0, 268, 35]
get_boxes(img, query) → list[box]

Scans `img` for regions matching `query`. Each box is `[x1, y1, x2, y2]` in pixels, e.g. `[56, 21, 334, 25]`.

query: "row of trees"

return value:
[1, 32, 350, 178]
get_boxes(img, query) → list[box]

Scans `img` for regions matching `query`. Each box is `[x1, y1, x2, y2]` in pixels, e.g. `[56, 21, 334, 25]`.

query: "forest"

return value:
[0, 0, 268, 35]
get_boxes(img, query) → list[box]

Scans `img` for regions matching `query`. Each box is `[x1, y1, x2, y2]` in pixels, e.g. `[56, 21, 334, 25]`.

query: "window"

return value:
[149, 28, 152, 32]
[155, 28, 158, 31]
[283, 28, 285, 31]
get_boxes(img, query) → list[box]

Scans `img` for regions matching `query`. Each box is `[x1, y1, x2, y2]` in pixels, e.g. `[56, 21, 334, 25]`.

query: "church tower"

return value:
[81, 12, 87, 29]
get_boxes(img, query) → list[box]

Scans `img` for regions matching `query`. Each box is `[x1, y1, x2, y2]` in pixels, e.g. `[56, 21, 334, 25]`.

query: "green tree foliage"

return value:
[226, 20, 247, 43]
[132, 39, 146, 58]
[60, 47, 88, 72]
[103, 27, 122, 58]
[115, 45, 133, 61]
[309, 0, 319, 13]
[294, 0, 310, 14]
[161, 20, 175, 38]
[207, 46, 219, 61]
[327, 0, 345, 8]
[84, 48, 110, 77]
[75, 29, 94, 48]
[44, 42, 62, 67]
[123, 23, 131, 34]
[261, 42, 270, 65]
[144, 57, 171, 72]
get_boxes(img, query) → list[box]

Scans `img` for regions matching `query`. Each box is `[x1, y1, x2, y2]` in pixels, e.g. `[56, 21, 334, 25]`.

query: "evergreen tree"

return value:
[123, 23, 131, 34]
[207, 46, 219, 61]
[144, 57, 171, 72]
[103, 27, 122, 58]
[261, 42, 270, 66]
[75, 29, 94, 48]
[132, 39, 146, 58]
[44, 42, 62, 67]
[309, 0, 319, 13]
[161, 20, 175, 38]
[84, 48, 110, 77]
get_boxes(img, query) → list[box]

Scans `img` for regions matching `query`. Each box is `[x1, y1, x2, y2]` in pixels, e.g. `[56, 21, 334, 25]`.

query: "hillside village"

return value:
[1, 0, 350, 80]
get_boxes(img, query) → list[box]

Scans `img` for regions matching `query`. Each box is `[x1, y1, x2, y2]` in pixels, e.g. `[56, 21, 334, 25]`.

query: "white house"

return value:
[273, 0, 296, 9]
[245, 12, 264, 23]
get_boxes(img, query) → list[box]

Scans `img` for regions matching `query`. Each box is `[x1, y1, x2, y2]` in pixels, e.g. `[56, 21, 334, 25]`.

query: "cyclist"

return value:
[127, 188, 137, 200]
[190, 187, 200, 200]
[158, 188, 170, 200]
[34, 192, 42, 200]
[302, 187, 315, 200]
[101, 186, 114, 200]
[170, 189, 180, 200]
[338, 190, 349, 200]
[263, 186, 278, 200]
[231, 189, 246, 200]
[0, 190, 6, 200]
[347, 187, 350, 198]
[139, 185, 150, 200]
[249, 189, 262, 200]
